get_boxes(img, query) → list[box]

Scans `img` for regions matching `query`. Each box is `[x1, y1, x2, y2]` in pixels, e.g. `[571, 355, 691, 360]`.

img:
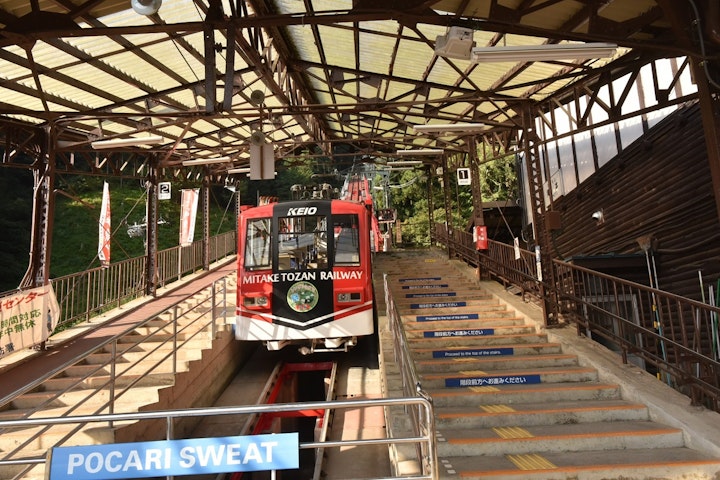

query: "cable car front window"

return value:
[278, 214, 328, 271]
[244, 218, 271, 269]
[333, 214, 360, 266]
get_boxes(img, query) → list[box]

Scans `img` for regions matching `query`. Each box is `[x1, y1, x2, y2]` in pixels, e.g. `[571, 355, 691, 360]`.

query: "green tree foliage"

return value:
[0, 169, 33, 292]
[387, 148, 518, 247]
[0, 171, 238, 289]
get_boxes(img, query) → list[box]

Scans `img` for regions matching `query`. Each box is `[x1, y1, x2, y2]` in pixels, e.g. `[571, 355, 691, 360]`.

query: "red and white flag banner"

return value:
[0, 284, 60, 357]
[180, 188, 199, 247]
[98, 181, 111, 267]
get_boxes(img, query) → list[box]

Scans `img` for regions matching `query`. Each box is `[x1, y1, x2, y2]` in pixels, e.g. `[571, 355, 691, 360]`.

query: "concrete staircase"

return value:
[376, 250, 720, 480]
[0, 274, 240, 479]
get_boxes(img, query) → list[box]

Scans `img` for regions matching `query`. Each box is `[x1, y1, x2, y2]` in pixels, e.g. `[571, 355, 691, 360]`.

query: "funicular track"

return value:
[225, 360, 338, 480]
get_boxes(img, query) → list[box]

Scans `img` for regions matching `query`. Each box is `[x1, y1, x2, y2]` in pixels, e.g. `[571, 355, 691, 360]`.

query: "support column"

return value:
[521, 107, 557, 325]
[145, 161, 159, 296]
[693, 61, 720, 224]
[441, 152, 453, 258]
[427, 165, 435, 244]
[468, 136, 484, 226]
[202, 175, 211, 270]
[20, 127, 54, 289]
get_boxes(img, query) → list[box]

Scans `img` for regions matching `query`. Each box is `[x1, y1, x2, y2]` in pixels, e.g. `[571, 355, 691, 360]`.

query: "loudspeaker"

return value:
[249, 131, 265, 146]
[249, 90, 265, 106]
[132, 0, 162, 15]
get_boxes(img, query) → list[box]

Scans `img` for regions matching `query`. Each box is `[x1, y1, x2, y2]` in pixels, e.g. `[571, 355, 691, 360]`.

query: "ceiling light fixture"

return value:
[387, 160, 424, 166]
[91, 135, 164, 149]
[470, 42, 617, 63]
[182, 157, 231, 166]
[413, 123, 485, 133]
[395, 149, 444, 156]
[227, 167, 251, 174]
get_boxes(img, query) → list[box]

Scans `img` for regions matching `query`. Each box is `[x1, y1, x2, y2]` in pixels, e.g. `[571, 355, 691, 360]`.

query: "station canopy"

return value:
[0, 1, 704, 178]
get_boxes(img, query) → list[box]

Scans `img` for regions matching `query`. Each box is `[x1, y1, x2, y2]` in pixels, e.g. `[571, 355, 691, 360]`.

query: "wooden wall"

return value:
[551, 102, 720, 301]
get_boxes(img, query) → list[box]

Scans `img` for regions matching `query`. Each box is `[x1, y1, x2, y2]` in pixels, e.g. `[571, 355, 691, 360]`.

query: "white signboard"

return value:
[0, 284, 60, 357]
[158, 182, 172, 200]
[457, 168, 471, 185]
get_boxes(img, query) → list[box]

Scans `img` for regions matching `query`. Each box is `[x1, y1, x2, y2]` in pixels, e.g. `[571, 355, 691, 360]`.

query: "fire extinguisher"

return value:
[473, 225, 488, 250]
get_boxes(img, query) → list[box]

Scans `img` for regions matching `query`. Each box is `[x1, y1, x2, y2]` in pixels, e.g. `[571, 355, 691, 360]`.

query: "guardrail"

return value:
[0, 275, 233, 480]
[0, 397, 435, 480]
[7, 230, 237, 331]
[434, 222, 720, 413]
[383, 273, 438, 479]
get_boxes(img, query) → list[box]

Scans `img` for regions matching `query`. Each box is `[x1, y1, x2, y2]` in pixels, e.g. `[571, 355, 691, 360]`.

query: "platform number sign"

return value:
[456, 168, 471, 186]
[158, 182, 171, 200]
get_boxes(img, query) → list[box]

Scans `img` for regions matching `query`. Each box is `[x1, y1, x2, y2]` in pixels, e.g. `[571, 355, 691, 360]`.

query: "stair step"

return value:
[412, 342, 564, 359]
[435, 399, 649, 428]
[436, 420, 684, 457]
[41, 371, 177, 391]
[421, 366, 598, 389]
[404, 323, 534, 336]
[439, 447, 720, 480]
[428, 382, 622, 407]
[416, 353, 579, 372]
[408, 332, 548, 347]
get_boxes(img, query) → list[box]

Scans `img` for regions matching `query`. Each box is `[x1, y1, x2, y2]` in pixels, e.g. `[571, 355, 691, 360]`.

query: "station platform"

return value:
[3, 249, 720, 480]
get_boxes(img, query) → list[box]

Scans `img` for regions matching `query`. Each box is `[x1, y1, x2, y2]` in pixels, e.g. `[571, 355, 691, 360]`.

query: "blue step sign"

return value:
[424, 328, 495, 338]
[410, 301, 466, 309]
[416, 313, 479, 322]
[445, 374, 542, 388]
[433, 347, 514, 358]
[399, 277, 441, 282]
[402, 284, 449, 289]
[406, 292, 457, 298]
[47, 433, 299, 479]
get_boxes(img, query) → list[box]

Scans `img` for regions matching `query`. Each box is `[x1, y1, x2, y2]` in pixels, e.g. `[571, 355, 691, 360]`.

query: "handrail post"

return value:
[172, 305, 178, 376]
[109, 340, 116, 426]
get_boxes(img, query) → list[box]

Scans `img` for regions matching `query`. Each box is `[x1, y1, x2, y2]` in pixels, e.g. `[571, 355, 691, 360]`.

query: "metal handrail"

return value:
[435, 222, 720, 413]
[0, 275, 233, 480]
[2, 230, 237, 331]
[0, 397, 435, 480]
[383, 273, 438, 479]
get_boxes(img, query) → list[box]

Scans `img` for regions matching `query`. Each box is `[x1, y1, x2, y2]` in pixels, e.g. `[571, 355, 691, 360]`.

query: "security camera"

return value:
[591, 209, 604, 224]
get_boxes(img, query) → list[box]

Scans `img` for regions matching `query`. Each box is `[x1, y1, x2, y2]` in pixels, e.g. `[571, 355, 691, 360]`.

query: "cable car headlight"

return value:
[244, 295, 269, 308]
[337, 292, 362, 303]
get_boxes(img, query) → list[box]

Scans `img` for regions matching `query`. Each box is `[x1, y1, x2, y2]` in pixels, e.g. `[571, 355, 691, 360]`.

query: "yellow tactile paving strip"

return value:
[506, 453, 557, 470]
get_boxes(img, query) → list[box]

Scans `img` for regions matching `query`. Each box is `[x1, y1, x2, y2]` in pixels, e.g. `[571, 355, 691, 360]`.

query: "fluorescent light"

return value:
[470, 42, 617, 63]
[227, 167, 251, 174]
[91, 135, 164, 149]
[182, 157, 231, 166]
[413, 123, 485, 133]
[388, 160, 423, 166]
[395, 149, 444, 156]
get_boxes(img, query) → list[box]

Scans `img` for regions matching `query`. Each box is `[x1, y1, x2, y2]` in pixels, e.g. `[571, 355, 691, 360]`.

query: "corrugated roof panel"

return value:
[0, 85, 47, 112]
[32, 77, 108, 110]
[285, 25, 322, 64]
[317, 24, 355, 68]
[57, 62, 149, 105]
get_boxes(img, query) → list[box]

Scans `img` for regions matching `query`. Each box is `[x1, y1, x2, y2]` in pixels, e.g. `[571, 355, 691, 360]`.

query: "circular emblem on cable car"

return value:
[287, 281, 319, 312]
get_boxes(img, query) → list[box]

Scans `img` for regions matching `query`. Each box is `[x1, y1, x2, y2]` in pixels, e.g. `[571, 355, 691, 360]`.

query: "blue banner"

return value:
[48, 433, 299, 479]
[445, 374, 542, 388]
